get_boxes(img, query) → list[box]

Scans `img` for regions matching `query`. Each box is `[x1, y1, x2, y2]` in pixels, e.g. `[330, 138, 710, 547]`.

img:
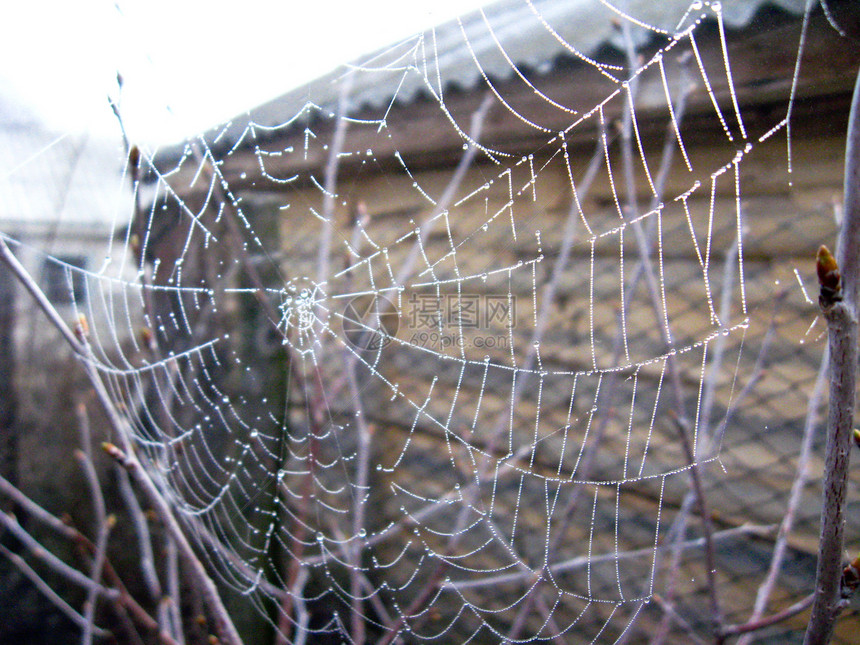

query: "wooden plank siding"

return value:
[249, 116, 844, 638]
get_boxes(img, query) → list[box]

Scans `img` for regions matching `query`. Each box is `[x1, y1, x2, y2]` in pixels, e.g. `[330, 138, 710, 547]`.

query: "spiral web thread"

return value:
[6, 1, 851, 642]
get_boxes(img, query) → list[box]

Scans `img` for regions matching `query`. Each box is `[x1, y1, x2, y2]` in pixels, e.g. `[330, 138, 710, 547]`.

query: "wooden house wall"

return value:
[205, 114, 849, 638]
[144, 4, 860, 640]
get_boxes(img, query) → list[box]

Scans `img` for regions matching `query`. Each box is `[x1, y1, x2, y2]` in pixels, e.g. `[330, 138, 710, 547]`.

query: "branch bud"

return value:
[74, 314, 90, 340]
[817, 245, 843, 308]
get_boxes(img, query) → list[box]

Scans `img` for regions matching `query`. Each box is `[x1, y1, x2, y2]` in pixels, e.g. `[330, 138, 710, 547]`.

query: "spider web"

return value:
[4, 0, 840, 642]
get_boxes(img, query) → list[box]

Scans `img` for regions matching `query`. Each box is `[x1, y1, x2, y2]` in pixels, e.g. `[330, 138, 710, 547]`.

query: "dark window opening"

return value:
[42, 255, 88, 305]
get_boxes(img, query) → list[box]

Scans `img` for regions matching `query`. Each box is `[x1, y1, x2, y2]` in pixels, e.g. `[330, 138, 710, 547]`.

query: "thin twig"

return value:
[669, 412, 723, 642]
[317, 71, 354, 288]
[102, 442, 243, 645]
[508, 27, 694, 643]
[442, 523, 773, 591]
[803, 63, 860, 645]
[277, 380, 325, 644]
[373, 97, 501, 644]
[649, 593, 710, 645]
[81, 515, 114, 645]
[322, 106, 499, 645]
[77, 510, 180, 645]
[0, 472, 176, 644]
[737, 352, 827, 644]
[346, 367, 370, 645]
[75, 400, 110, 645]
[301, 444, 535, 569]
[164, 535, 185, 645]
[0, 237, 89, 358]
[327, 520, 399, 629]
[0, 511, 119, 601]
[724, 592, 814, 637]
[117, 467, 163, 603]
[0, 235, 243, 645]
[75, 441, 112, 645]
[0, 542, 111, 639]
[394, 92, 494, 289]
[0, 471, 77, 540]
[290, 568, 310, 645]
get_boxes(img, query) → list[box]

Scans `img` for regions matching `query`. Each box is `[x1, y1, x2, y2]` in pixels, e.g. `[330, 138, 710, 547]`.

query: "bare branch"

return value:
[346, 368, 370, 645]
[75, 416, 113, 645]
[117, 467, 163, 603]
[442, 523, 773, 592]
[81, 514, 114, 645]
[668, 412, 723, 642]
[0, 471, 178, 644]
[0, 542, 111, 639]
[0, 237, 88, 358]
[0, 221, 244, 645]
[317, 71, 354, 288]
[0, 472, 77, 540]
[394, 92, 494, 288]
[0, 511, 118, 601]
[737, 352, 827, 644]
[803, 62, 860, 645]
[648, 594, 709, 645]
[724, 592, 814, 637]
[164, 535, 185, 645]
[102, 442, 243, 645]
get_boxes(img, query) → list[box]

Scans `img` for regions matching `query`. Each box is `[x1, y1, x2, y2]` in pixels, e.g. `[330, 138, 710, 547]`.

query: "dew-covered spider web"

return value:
[6, 0, 859, 642]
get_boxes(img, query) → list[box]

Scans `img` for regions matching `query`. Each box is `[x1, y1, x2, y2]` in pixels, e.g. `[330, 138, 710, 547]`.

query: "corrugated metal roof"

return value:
[197, 0, 807, 152]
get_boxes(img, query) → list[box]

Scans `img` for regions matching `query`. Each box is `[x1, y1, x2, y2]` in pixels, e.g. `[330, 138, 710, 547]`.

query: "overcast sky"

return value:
[0, 0, 493, 146]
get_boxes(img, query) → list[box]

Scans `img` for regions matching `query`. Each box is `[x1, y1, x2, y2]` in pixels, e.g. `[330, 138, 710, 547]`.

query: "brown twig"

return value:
[723, 592, 814, 637]
[101, 442, 243, 645]
[508, 28, 695, 643]
[803, 61, 860, 645]
[371, 95, 499, 645]
[163, 535, 185, 645]
[346, 366, 370, 645]
[0, 542, 111, 639]
[0, 511, 119, 601]
[0, 472, 77, 540]
[0, 232, 243, 645]
[648, 593, 709, 645]
[276, 380, 323, 645]
[75, 398, 112, 645]
[441, 522, 773, 591]
[737, 352, 827, 644]
[75, 442, 113, 645]
[669, 412, 723, 642]
[0, 472, 177, 644]
[317, 71, 354, 289]
[393, 92, 494, 289]
[116, 467, 163, 603]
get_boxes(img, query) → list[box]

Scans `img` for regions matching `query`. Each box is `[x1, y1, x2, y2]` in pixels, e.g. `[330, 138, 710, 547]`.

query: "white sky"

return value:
[0, 0, 494, 147]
